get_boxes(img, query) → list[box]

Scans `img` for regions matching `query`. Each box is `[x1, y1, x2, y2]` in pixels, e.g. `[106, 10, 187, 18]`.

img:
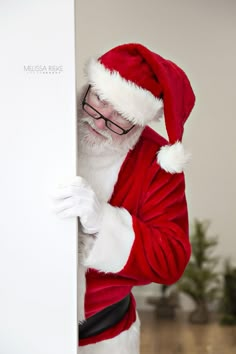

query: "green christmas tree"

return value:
[178, 219, 221, 323]
[220, 260, 236, 325]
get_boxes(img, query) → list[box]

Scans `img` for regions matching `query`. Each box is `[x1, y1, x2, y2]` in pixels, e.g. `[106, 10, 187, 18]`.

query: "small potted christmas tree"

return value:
[177, 219, 221, 323]
[220, 260, 236, 325]
[147, 284, 179, 319]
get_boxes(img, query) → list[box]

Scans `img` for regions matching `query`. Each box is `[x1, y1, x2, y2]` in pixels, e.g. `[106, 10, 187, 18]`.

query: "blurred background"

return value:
[76, 0, 236, 353]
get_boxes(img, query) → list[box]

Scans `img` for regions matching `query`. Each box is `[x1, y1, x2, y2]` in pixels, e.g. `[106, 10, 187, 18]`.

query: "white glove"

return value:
[51, 176, 103, 234]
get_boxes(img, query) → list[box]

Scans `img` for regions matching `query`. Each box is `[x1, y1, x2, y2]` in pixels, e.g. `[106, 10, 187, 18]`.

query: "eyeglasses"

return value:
[82, 85, 135, 135]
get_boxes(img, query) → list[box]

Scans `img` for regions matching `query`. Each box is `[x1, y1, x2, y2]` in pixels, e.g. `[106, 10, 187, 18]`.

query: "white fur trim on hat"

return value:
[82, 204, 135, 273]
[85, 58, 163, 126]
[157, 142, 191, 173]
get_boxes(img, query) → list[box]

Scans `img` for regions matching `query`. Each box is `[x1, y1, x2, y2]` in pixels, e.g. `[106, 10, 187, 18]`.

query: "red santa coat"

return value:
[79, 126, 191, 346]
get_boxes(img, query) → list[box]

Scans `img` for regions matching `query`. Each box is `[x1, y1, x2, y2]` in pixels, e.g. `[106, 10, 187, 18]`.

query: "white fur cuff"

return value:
[82, 204, 135, 273]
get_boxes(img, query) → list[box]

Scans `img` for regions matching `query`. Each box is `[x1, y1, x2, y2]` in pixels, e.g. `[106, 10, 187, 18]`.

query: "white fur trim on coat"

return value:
[157, 141, 191, 173]
[85, 58, 163, 126]
[82, 204, 135, 273]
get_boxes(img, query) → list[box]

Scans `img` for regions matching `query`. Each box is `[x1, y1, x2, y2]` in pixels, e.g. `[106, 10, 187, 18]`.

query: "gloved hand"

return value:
[51, 176, 103, 234]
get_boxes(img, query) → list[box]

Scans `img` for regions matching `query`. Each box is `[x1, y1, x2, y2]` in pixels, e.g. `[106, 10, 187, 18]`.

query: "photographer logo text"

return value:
[24, 65, 63, 74]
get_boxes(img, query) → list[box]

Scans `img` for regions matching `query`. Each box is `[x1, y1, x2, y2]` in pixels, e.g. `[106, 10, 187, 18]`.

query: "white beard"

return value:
[77, 116, 143, 156]
[77, 114, 143, 323]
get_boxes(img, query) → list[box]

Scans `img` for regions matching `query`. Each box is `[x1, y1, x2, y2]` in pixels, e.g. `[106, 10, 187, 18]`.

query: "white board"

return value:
[0, 1, 78, 353]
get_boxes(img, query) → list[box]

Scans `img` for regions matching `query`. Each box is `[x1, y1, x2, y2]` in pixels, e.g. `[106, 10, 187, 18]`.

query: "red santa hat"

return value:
[85, 43, 195, 173]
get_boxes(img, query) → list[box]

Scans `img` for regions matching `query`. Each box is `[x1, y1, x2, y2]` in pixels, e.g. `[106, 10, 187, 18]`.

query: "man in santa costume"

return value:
[52, 43, 195, 353]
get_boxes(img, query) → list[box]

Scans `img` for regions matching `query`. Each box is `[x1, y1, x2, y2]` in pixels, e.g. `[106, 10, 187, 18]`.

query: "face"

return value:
[77, 86, 144, 154]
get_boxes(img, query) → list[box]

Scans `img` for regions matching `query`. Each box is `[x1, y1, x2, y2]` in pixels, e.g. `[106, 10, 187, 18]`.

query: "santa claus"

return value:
[52, 43, 195, 354]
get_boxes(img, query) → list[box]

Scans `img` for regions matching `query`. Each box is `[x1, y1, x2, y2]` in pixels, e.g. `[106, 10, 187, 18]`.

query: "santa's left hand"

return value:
[51, 176, 103, 234]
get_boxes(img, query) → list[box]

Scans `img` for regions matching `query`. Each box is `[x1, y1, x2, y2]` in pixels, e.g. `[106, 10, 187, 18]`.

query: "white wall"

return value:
[0, 1, 78, 352]
[76, 0, 236, 307]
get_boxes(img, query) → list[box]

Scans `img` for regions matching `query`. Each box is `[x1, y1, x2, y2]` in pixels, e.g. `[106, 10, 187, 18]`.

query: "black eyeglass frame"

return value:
[82, 85, 135, 135]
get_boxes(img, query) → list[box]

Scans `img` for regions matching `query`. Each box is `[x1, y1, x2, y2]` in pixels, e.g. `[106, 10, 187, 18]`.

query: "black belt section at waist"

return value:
[79, 294, 131, 340]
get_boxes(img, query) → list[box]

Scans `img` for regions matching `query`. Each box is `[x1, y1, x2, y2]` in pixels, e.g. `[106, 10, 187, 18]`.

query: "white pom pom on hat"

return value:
[85, 43, 195, 173]
[157, 142, 192, 174]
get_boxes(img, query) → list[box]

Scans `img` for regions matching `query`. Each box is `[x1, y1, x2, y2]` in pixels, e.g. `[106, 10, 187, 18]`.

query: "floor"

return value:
[139, 310, 236, 354]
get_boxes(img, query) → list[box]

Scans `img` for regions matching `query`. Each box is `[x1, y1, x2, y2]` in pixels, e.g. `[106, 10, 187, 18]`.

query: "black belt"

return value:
[79, 294, 131, 339]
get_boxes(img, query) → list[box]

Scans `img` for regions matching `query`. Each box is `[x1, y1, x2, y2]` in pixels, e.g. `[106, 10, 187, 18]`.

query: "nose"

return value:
[93, 106, 114, 130]
[93, 117, 106, 130]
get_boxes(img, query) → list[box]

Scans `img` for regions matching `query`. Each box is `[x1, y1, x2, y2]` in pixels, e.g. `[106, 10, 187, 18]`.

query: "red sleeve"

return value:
[118, 168, 191, 285]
